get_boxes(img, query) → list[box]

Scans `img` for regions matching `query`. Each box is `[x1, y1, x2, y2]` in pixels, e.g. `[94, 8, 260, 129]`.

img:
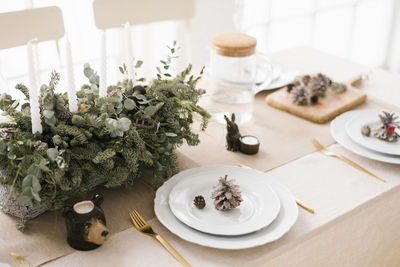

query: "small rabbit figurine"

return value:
[224, 113, 241, 151]
[63, 194, 110, 251]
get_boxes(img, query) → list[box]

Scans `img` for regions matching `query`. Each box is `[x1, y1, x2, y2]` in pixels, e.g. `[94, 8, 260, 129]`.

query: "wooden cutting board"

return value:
[265, 85, 366, 124]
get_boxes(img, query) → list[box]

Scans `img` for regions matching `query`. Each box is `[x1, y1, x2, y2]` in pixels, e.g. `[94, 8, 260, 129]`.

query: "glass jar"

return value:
[209, 32, 272, 124]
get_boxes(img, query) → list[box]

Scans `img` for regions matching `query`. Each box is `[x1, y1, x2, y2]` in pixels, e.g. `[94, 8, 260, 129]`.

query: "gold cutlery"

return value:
[11, 253, 30, 267]
[237, 163, 315, 214]
[129, 210, 191, 267]
[312, 139, 386, 183]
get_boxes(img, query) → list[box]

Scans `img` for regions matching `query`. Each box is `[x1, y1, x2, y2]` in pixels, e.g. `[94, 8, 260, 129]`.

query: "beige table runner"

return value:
[178, 92, 398, 172]
[42, 144, 400, 267]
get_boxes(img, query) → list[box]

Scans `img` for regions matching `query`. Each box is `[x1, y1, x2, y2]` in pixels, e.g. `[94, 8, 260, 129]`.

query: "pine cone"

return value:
[290, 86, 309, 105]
[59, 110, 73, 122]
[307, 73, 331, 97]
[362, 125, 371, 136]
[373, 111, 400, 141]
[211, 175, 243, 211]
[193, 195, 206, 209]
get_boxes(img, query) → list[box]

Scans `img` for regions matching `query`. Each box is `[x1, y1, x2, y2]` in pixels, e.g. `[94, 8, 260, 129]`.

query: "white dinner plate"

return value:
[168, 172, 280, 236]
[331, 110, 400, 164]
[345, 110, 400, 156]
[154, 165, 298, 250]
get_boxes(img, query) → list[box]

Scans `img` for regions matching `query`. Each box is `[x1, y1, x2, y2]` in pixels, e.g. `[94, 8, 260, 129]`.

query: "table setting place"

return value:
[0, 7, 400, 266]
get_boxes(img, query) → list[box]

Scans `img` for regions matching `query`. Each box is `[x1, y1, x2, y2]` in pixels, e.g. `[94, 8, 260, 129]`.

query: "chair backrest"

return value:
[93, 0, 194, 29]
[0, 6, 65, 49]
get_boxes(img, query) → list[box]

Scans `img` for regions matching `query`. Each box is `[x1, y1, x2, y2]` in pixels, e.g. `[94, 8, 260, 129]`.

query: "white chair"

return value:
[92, 0, 195, 77]
[93, 0, 194, 28]
[0, 6, 65, 88]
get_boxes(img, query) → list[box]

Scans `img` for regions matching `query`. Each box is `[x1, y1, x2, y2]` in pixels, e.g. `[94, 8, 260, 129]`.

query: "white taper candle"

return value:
[65, 36, 78, 112]
[99, 31, 107, 97]
[27, 39, 42, 134]
[124, 22, 135, 84]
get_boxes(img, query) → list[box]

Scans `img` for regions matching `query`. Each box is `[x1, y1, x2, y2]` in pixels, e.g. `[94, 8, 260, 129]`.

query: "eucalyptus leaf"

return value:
[46, 148, 59, 162]
[31, 175, 41, 192]
[22, 174, 34, 189]
[38, 164, 51, 172]
[84, 65, 94, 78]
[44, 116, 57, 126]
[0, 142, 7, 155]
[118, 117, 131, 131]
[143, 102, 164, 117]
[105, 118, 118, 130]
[124, 98, 136, 110]
[135, 60, 143, 68]
[89, 74, 99, 85]
[31, 188, 41, 202]
[27, 164, 40, 178]
[43, 110, 54, 119]
[119, 66, 124, 74]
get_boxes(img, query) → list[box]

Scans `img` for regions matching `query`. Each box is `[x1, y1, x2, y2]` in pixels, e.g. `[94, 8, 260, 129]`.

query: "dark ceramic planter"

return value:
[63, 194, 110, 251]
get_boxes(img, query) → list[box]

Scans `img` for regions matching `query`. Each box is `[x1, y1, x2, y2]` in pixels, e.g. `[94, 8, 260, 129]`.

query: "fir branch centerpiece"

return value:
[0, 45, 210, 218]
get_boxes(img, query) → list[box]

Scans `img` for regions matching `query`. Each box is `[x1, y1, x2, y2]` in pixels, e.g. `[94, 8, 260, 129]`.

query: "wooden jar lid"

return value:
[212, 32, 257, 57]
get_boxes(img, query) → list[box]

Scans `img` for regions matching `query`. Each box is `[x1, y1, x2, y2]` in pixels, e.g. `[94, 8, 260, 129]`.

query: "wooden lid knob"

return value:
[212, 32, 257, 57]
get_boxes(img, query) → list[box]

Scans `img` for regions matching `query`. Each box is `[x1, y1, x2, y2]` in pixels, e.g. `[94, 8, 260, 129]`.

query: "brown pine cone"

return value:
[193, 195, 206, 209]
[307, 73, 331, 97]
[59, 110, 73, 122]
[290, 86, 309, 105]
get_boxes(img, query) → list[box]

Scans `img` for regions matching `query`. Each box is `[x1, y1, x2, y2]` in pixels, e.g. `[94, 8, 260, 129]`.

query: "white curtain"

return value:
[234, 0, 400, 72]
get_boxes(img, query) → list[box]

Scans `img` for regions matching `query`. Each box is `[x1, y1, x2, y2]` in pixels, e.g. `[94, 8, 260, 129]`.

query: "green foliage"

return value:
[0, 42, 210, 214]
[16, 219, 28, 232]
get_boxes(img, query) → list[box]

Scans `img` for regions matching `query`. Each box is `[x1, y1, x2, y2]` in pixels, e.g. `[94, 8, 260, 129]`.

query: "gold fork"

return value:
[129, 210, 191, 267]
[237, 163, 315, 214]
[312, 139, 385, 183]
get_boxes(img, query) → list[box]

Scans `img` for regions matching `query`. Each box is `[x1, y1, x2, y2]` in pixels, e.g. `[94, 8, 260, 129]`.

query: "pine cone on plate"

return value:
[193, 195, 206, 209]
[211, 175, 243, 211]
[373, 111, 400, 142]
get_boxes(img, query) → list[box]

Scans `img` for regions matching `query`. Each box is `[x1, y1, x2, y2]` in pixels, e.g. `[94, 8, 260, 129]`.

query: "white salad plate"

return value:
[345, 110, 400, 156]
[154, 165, 298, 250]
[168, 172, 281, 236]
[331, 110, 400, 164]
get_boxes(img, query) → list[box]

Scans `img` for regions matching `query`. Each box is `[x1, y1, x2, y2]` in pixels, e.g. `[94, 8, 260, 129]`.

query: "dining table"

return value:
[1, 46, 400, 267]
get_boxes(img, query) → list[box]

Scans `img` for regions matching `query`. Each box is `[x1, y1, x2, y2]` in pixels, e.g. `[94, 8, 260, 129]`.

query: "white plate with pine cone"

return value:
[155, 165, 298, 249]
[331, 110, 400, 164]
[168, 171, 281, 236]
[345, 110, 400, 156]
